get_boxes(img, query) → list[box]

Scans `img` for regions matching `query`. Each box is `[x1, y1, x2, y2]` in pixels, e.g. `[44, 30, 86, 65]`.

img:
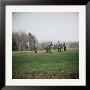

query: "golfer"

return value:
[57, 41, 61, 52]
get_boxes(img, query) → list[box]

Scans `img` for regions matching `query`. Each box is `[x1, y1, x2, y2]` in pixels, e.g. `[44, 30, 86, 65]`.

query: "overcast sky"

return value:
[12, 12, 79, 43]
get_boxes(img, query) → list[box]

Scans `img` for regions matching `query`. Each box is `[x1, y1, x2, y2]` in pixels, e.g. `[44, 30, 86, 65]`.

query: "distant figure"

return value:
[26, 42, 29, 51]
[48, 42, 51, 52]
[57, 41, 61, 52]
[45, 46, 49, 52]
[53, 44, 55, 50]
[63, 42, 66, 51]
[34, 42, 37, 53]
[50, 42, 53, 53]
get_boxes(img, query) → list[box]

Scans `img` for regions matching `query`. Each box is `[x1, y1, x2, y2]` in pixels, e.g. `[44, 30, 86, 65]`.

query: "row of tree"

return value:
[12, 31, 79, 51]
[12, 32, 37, 51]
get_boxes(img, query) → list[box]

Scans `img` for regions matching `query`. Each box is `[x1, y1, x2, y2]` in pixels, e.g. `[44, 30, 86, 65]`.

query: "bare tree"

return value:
[12, 31, 39, 51]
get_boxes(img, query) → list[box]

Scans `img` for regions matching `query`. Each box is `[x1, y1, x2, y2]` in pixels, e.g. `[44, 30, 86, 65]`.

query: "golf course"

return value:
[12, 48, 79, 79]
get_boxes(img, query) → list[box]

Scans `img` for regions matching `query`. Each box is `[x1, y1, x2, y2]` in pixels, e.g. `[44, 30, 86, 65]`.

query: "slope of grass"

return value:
[12, 48, 79, 79]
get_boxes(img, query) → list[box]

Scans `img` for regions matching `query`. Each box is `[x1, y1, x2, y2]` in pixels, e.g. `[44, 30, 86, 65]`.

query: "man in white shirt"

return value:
[57, 41, 61, 52]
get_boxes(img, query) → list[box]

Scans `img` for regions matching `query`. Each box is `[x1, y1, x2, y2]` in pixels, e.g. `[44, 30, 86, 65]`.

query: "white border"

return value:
[5, 5, 86, 86]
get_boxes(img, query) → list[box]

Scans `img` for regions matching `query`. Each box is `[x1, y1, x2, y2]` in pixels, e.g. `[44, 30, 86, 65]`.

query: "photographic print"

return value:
[0, 0, 88, 89]
[5, 5, 86, 86]
[12, 12, 79, 79]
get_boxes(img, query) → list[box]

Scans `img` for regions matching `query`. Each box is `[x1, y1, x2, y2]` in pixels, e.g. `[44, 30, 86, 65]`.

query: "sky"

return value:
[12, 12, 79, 43]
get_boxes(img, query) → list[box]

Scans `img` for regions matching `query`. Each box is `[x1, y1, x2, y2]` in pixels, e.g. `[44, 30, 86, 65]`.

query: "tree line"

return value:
[12, 32, 37, 51]
[12, 31, 79, 51]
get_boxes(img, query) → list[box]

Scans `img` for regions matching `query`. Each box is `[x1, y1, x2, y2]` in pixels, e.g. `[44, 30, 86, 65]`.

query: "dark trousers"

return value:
[58, 48, 61, 52]
[49, 46, 50, 52]
[64, 46, 66, 51]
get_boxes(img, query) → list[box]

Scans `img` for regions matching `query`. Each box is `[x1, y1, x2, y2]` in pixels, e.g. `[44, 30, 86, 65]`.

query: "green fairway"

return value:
[12, 48, 79, 79]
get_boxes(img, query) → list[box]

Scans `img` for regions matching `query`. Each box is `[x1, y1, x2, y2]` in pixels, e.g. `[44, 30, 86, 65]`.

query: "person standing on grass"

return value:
[26, 41, 29, 51]
[34, 42, 37, 53]
[63, 42, 66, 51]
[48, 42, 51, 52]
[50, 42, 53, 53]
[57, 41, 61, 52]
[45, 46, 49, 52]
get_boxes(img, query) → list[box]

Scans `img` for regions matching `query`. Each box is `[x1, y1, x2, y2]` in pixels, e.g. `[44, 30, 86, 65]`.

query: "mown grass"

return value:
[12, 48, 79, 79]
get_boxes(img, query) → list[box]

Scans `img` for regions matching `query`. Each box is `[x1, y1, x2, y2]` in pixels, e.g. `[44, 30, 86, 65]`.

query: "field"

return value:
[12, 48, 79, 79]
